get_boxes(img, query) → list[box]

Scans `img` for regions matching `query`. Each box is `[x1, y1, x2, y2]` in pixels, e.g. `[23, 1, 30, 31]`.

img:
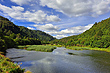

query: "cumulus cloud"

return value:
[27, 27, 35, 30]
[40, 0, 110, 17]
[49, 24, 93, 39]
[0, 4, 61, 23]
[46, 15, 61, 22]
[11, 6, 24, 11]
[53, 35, 67, 39]
[34, 24, 59, 31]
[33, 23, 93, 39]
[48, 24, 93, 35]
[10, 0, 32, 5]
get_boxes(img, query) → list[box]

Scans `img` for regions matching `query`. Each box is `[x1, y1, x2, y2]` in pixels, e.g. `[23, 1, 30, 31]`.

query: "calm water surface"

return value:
[6, 47, 110, 73]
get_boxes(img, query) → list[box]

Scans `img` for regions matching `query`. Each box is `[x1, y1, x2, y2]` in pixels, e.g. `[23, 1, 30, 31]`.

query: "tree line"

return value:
[51, 17, 110, 48]
[0, 16, 55, 52]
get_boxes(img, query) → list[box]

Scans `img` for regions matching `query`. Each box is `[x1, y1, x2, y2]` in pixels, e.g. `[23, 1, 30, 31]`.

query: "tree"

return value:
[10, 33, 16, 39]
[0, 38, 7, 51]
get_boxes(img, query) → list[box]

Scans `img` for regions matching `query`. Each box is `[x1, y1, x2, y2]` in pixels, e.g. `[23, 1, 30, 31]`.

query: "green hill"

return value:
[0, 16, 55, 41]
[51, 17, 110, 48]
[0, 16, 55, 52]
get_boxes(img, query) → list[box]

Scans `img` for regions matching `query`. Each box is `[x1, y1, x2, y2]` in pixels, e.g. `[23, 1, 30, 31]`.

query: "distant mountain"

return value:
[51, 17, 110, 48]
[0, 16, 55, 41]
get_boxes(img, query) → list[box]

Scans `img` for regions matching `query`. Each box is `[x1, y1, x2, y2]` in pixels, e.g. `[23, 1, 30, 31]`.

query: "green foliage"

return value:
[51, 17, 110, 48]
[4, 36, 16, 48]
[0, 54, 24, 73]
[26, 45, 56, 52]
[0, 16, 55, 42]
[0, 38, 7, 51]
[66, 46, 110, 52]
[14, 38, 41, 45]
[0, 16, 57, 52]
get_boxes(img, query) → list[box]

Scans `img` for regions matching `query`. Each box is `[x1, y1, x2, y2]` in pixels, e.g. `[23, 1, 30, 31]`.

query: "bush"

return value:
[0, 54, 24, 73]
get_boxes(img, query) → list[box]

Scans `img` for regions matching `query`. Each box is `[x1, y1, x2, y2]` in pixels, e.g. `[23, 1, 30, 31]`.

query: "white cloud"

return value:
[49, 24, 93, 39]
[27, 27, 35, 30]
[0, 4, 61, 23]
[23, 10, 46, 23]
[92, 1, 110, 17]
[11, 6, 24, 11]
[10, 0, 32, 5]
[40, 0, 110, 17]
[53, 35, 67, 39]
[34, 24, 59, 31]
[33, 23, 93, 39]
[46, 15, 61, 22]
[51, 24, 93, 35]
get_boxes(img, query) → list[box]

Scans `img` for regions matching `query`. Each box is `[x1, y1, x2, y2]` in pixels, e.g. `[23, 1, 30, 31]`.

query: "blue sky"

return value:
[0, 0, 110, 39]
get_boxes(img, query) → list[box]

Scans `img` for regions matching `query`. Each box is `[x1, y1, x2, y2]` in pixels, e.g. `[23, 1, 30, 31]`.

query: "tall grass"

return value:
[26, 45, 56, 52]
[0, 54, 24, 73]
[51, 44, 62, 47]
[66, 46, 110, 52]
[16, 45, 30, 49]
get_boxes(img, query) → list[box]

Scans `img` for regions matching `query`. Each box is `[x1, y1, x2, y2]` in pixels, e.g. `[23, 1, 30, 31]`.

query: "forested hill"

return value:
[51, 17, 110, 48]
[0, 16, 55, 41]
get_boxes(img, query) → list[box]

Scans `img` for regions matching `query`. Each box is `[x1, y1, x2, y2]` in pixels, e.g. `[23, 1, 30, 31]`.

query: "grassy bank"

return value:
[0, 54, 24, 73]
[17, 45, 30, 49]
[51, 44, 62, 47]
[66, 46, 110, 52]
[17, 45, 56, 52]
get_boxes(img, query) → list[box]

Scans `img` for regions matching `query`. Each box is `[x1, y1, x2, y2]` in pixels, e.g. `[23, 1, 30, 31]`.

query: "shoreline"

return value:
[50, 44, 110, 52]
[17, 45, 56, 52]
[0, 53, 25, 73]
[0, 52, 32, 73]
[1, 45, 110, 73]
[66, 46, 110, 52]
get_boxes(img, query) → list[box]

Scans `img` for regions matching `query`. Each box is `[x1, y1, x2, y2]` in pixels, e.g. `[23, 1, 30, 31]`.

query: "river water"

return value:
[6, 47, 110, 73]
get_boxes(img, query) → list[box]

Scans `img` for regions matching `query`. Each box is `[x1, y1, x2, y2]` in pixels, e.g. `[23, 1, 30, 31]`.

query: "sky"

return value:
[0, 0, 110, 39]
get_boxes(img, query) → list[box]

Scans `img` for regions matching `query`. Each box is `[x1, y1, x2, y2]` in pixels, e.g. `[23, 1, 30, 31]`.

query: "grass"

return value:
[51, 44, 62, 47]
[66, 46, 110, 52]
[0, 52, 4, 55]
[26, 45, 56, 52]
[46, 44, 63, 47]
[17, 45, 56, 52]
[0, 54, 24, 73]
[25, 70, 32, 73]
[16, 45, 30, 49]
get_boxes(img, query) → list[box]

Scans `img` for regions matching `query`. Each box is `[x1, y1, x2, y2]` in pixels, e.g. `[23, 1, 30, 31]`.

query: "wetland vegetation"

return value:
[0, 54, 24, 73]
[17, 45, 56, 52]
[66, 46, 110, 52]
[1, 16, 110, 73]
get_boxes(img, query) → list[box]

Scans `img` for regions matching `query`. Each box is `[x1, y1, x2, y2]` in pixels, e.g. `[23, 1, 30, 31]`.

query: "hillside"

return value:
[0, 16, 55, 41]
[51, 17, 110, 48]
[0, 16, 55, 52]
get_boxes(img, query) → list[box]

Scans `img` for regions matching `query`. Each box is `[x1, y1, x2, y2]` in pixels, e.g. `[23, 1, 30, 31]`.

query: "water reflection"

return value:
[6, 47, 110, 73]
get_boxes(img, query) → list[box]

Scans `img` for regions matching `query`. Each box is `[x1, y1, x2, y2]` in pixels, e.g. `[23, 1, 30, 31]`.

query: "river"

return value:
[6, 47, 110, 73]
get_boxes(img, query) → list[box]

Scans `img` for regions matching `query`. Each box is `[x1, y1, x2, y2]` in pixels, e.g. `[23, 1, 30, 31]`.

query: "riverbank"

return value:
[0, 53, 24, 73]
[66, 46, 110, 52]
[6, 47, 110, 73]
[17, 45, 56, 52]
[0, 45, 56, 73]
